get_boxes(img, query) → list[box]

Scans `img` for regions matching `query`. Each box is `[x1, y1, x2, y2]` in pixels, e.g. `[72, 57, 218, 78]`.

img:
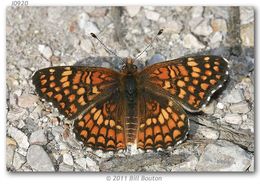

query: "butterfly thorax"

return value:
[121, 58, 138, 144]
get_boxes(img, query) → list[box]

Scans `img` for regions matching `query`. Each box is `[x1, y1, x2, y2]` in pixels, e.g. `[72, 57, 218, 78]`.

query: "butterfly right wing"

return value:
[32, 66, 121, 119]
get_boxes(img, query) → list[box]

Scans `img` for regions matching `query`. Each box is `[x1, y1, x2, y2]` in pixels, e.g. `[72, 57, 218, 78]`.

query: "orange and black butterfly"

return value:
[32, 54, 229, 151]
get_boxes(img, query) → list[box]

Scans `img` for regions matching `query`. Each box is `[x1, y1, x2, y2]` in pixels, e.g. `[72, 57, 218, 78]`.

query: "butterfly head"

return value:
[121, 58, 138, 74]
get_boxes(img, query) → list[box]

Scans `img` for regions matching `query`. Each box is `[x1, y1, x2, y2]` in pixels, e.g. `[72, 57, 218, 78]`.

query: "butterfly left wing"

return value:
[137, 89, 189, 150]
[139, 56, 229, 112]
[32, 66, 121, 119]
[73, 91, 126, 151]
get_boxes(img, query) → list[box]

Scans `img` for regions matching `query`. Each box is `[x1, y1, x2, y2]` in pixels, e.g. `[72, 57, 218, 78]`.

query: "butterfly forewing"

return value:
[32, 66, 120, 119]
[139, 56, 229, 112]
[137, 89, 188, 150]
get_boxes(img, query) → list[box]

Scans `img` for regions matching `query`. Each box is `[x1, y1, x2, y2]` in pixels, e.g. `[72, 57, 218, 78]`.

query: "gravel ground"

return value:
[6, 6, 254, 172]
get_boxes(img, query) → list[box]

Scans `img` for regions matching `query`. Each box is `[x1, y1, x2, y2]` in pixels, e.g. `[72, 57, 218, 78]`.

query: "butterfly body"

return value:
[33, 55, 229, 151]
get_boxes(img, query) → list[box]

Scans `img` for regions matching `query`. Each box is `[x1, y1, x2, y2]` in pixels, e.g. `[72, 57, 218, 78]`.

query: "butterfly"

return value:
[32, 55, 229, 151]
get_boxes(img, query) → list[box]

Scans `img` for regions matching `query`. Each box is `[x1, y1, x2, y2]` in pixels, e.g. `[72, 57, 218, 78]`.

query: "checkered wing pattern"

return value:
[139, 56, 229, 112]
[32, 66, 120, 119]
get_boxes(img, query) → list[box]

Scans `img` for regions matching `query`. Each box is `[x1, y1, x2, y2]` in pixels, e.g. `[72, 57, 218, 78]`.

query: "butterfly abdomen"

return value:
[123, 74, 138, 144]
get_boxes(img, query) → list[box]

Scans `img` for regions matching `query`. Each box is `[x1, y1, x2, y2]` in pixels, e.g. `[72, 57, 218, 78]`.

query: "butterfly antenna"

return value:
[90, 33, 124, 64]
[134, 29, 164, 61]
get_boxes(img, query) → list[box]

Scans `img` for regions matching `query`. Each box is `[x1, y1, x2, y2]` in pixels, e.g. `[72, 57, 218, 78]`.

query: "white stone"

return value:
[63, 153, 74, 166]
[29, 129, 47, 145]
[125, 6, 141, 17]
[7, 126, 29, 150]
[183, 34, 205, 49]
[240, 7, 254, 25]
[224, 113, 243, 125]
[86, 157, 99, 171]
[38, 45, 53, 60]
[171, 155, 198, 171]
[6, 144, 16, 168]
[27, 145, 55, 171]
[230, 101, 250, 114]
[210, 32, 223, 46]
[75, 158, 87, 169]
[144, 10, 160, 21]
[193, 19, 213, 36]
[196, 141, 251, 171]
[162, 20, 183, 34]
[7, 108, 28, 122]
[222, 89, 244, 103]
[241, 23, 254, 47]
[211, 18, 227, 33]
[80, 39, 93, 53]
[190, 6, 204, 18]
[78, 13, 100, 35]
[202, 100, 216, 115]
[217, 102, 224, 109]
[13, 152, 26, 170]
[18, 94, 38, 108]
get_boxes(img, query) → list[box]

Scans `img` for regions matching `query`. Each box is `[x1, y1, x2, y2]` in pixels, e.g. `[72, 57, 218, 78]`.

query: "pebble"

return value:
[59, 163, 74, 171]
[202, 100, 216, 115]
[89, 8, 107, 17]
[211, 18, 227, 32]
[193, 19, 213, 36]
[80, 38, 93, 53]
[147, 54, 165, 65]
[13, 152, 26, 170]
[63, 153, 74, 166]
[77, 13, 100, 35]
[196, 141, 251, 171]
[6, 144, 16, 168]
[224, 113, 243, 125]
[190, 6, 204, 18]
[240, 7, 254, 25]
[38, 44, 53, 60]
[7, 126, 29, 150]
[27, 145, 55, 171]
[86, 157, 99, 171]
[171, 155, 198, 171]
[222, 89, 244, 103]
[17, 94, 38, 108]
[196, 125, 219, 140]
[144, 10, 160, 21]
[125, 6, 141, 17]
[7, 108, 28, 121]
[183, 34, 205, 49]
[162, 20, 183, 34]
[240, 23, 254, 47]
[29, 129, 48, 145]
[75, 158, 87, 170]
[209, 32, 223, 47]
[230, 101, 250, 114]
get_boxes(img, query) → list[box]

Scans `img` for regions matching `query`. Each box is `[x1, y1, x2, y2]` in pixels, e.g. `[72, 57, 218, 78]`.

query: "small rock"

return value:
[75, 158, 87, 170]
[27, 145, 55, 171]
[86, 157, 99, 171]
[13, 152, 26, 170]
[230, 101, 250, 114]
[193, 19, 213, 36]
[196, 141, 251, 171]
[249, 158, 254, 172]
[202, 100, 216, 115]
[77, 13, 100, 35]
[59, 163, 74, 171]
[211, 18, 227, 32]
[162, 20, 183, 34]
[80, 39, 93, 53]
[224, 113, 243, 125]
[209, 32, 223, 47]
[38, 45, 53, 60]
[29, 129, 47, 145]
[89, 8, 108, 17]
[63, 153, 74, 166]
[240, 7, 254, 25]
[197, 125, 219, 140]
[144, 10, 160, 21]
[216, 102, 224, 109]
[147, 54, 166, 65]
[183, 34, 205, 49]
[18, 94, 38, 108]
[6, 144, 16, 169]
[7, 126, 29, 150]
[222, 89, 244, 103]
[171, 155, 198, 171]
[7, 108, 28, 121]
[125, 6, 141, 17]
[190, 6, 204, 18]
[240, 23, 254, 47]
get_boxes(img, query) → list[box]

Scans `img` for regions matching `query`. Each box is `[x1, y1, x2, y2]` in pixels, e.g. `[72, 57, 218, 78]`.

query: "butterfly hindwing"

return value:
[73, 91, 126, 151]
[139, 56, 229, 112]
[32, 66, 120, 119]
[137, 89, 189, 150]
